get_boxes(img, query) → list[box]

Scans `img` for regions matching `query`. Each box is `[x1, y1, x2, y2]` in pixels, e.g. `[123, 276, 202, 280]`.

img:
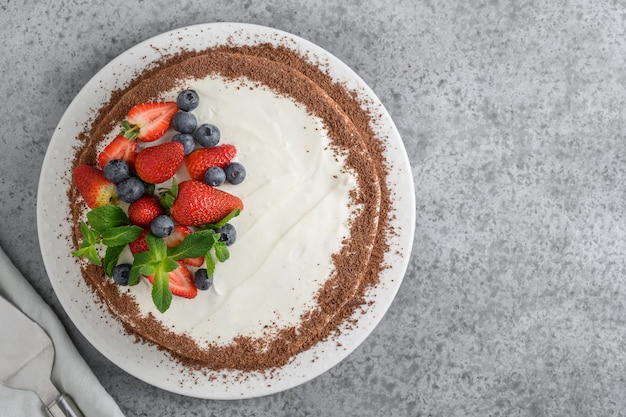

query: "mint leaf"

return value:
[214, 241, 230, 262]
[151, 269, 172, 313]
[129, 251, 154, 285]
[167, 229, 217, 260]
[79, 222, 98, 245]
[104, 245, 125, 277]
[138, 264, 157, 276]
[161, 258, 179, 273]
[128, 267, 141, 286]
[205, 253, 216, 278]
[87, 205, 130, 232]
[101, 225, 143, 247]
[72, 223, 101, 265]
[146, 233, 167, 260]
[73, 246, 101, 266]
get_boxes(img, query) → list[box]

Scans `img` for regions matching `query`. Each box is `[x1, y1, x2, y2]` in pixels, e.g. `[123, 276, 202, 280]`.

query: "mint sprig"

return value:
[72, 205, 143, 274]
[130, 230, 224, 313]
[74, 204, 240, 314]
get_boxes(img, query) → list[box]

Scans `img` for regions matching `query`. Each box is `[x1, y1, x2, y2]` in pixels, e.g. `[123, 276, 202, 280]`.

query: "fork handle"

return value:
[46, 393, 84, 417]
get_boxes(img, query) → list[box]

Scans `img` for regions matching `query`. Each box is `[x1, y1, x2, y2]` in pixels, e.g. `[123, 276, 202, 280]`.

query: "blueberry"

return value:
[112, 263, 132, 286]
[215, 223, 236, 246]
[176, 90, 199, 111]
[117, 176, 145, 203]
[172, 133, 195, 155]
[103, 159, 130, 183]
[224, 162, 246, 185]
[150, 215, 174, 238]
[171, 111, 197, 133]
[194, 268, 213, 290]
[194, 123, 220, 148]
[204, 166, 226, 187]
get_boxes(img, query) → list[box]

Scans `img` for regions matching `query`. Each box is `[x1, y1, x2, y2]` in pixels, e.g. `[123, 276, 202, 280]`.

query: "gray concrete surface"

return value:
[2, 0, 626, 416]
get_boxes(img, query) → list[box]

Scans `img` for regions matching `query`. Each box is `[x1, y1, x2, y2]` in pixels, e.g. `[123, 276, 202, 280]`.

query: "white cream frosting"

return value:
[117, 75, 356, 346]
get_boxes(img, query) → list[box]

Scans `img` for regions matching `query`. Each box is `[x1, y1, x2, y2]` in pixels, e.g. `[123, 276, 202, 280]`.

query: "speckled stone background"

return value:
[2, 0, 626, 416]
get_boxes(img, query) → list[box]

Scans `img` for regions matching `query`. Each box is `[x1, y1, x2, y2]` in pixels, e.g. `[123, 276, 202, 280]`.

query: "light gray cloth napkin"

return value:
[0, 244, 125, 417]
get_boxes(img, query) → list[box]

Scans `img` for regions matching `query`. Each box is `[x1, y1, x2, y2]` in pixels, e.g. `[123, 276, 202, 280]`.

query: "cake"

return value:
[69, 42, 391, 372]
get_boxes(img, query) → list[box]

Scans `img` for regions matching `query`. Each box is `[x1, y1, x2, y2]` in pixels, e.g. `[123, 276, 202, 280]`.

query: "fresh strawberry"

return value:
[170, 180, 244, 226]
[97, 134, 137, 169]
[121, 102, 178, 142]
[163, 225, 204, 267]
[181, 255, 205, 267]
[184, 144, 237, 181]
[73, 164, 117, 208]
[162, 224, 191, 247]
[128, 195, 164, 228]
[135, 141, 185, 184]
[129, 228, 150, 255]
[146, 260, 197, 299]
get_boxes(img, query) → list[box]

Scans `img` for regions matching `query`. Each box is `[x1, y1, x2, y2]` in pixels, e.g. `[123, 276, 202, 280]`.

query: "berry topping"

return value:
[170, 180, 244, 226]
[204, 166, 226, 187]
[176, 89, 199, 111]
[184, 144, 237, 181]
[135, 141, 185, 184]
[194, 268, 213, 291]
[112, 263, 132, 286]
[225, 162, 246, 185]
[172, 133, 195, 155]
[215, 223, 237, 246]
[146, 260, 197, 299]
[150, 215, 174, 238]
[122, 101, 178, 142]
[103, 159, 130, 183]
[72, 92, 247, 313]
[72, 164, 117, 208]
[172, 111, 197, 134]
[116, 176, 145, 203]
[97, 134, 137, 169]
[194, 123, 220, 148]
[128, 195, 164, 227]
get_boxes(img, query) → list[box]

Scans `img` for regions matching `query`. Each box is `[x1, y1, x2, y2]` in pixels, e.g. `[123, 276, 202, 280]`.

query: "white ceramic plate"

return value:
[37, 23, 415, 399]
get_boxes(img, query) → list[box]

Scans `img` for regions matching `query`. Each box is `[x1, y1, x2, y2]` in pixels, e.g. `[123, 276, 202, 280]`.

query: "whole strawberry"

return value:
[73, 164, 117, 208]
[135, 141, 185, 184]
[170, 180, 244, 226]
[184, 144, 237, 181]
[128, 195, 164, 228]
[129, 228, 150, 255]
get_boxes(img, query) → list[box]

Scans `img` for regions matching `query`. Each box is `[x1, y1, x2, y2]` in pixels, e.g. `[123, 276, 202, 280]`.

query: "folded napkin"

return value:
[0, 244, 125, 417]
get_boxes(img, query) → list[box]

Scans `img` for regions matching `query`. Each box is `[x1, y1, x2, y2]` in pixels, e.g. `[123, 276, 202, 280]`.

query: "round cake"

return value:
[69, 42, 391, 372]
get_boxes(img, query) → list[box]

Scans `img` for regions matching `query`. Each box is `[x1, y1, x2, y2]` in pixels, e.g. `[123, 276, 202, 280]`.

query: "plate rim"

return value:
[36, 22, 415, 399]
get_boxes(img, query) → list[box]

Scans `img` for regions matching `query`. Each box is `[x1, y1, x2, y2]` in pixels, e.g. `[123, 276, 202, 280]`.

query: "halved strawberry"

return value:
[121, 102, 178, 142]
[97, 134, 137, 169]
[128, 195, 164, 228]
[146, 260, 197, 299]
[73, 164, 117, 208]
[135, 141, 185, 184]
[184, 144, 237, 181]
[129, 228, 150, 255]
[170, 180, 244, 226]
[163, 225, 204, 267]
